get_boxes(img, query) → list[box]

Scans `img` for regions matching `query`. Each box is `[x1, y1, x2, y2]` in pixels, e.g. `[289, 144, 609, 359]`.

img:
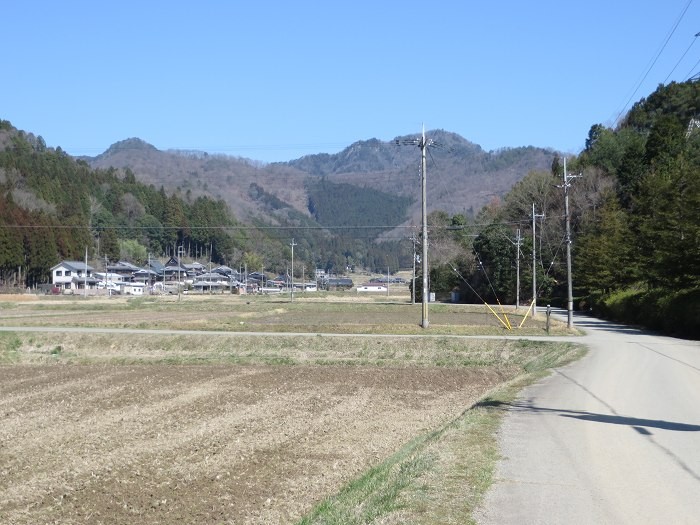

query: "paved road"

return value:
[477, 312, 700, 524]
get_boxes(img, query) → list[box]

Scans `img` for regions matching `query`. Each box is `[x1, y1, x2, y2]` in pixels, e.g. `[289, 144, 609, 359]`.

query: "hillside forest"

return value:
[0, 80, 698, 337]
[433, 81, 699, 337]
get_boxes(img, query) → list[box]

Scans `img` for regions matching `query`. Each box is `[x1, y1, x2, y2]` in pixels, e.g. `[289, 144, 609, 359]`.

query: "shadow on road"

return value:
[476, 397, 700, 483]
[547, 308, 662, 337]
[572, 319, 652, 336]
[475, 399, 700, 433]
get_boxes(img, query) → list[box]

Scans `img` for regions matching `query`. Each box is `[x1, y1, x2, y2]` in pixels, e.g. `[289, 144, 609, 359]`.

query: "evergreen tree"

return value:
[574, 192, 636, 294]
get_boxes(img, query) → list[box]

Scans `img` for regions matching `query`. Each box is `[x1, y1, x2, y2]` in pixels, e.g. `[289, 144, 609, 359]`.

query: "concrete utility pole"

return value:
[409, 233, 417, 305]
[395, 125, 435, 328]
[289, 239, 297, 303]
[420, 127, 429, 328]
[177, 244, 184, 302]
[502, 229, 522, 309]
[531, 204, 544, 314]
[84, 246, 88, 299]
[561, 157, 578, 329]
[515, 228, 521, 309]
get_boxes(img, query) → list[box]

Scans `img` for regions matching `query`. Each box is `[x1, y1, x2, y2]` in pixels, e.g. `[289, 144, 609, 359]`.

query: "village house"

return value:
[51, 261, 98, 292]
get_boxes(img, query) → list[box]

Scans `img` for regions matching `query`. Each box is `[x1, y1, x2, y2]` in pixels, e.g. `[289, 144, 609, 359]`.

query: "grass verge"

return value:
[297, 341, 586, 525]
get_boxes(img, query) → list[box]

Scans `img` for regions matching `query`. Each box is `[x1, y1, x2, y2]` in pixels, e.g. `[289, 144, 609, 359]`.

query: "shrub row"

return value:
[587, 287, 699, 339]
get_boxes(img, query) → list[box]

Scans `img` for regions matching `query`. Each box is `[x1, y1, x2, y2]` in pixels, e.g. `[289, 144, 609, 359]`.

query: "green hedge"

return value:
[588, 287, 700, 339]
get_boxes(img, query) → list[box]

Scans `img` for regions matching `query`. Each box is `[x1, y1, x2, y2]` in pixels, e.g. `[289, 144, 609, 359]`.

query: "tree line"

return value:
[0, 121, 246, 286]
[0, 120, 415, 286]
[422, 80, 699, 337]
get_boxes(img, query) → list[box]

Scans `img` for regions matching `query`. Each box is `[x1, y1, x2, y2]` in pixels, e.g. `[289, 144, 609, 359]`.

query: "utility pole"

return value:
[409, 233, 418, 305]
[177, 244, 184, 302]
[561, 157, 578, 329]
[531, 204, 544, 314]
[515, 228, 521, 309]
[387, 266, 390, 298]
[84, 246, 88, 299]
[395, 126, 436, 328]
[289, 239, 297, 303]
[420, 128, 429, 328]
[502, 229, 522, 309]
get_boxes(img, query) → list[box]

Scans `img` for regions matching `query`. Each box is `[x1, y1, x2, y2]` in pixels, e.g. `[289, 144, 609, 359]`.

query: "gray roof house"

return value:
[51, 261, 98, 291]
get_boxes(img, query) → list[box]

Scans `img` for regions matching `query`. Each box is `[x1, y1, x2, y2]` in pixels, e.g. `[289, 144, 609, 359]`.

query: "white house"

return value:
[51, 261, 97, 292]
[119, 282, 146, 295]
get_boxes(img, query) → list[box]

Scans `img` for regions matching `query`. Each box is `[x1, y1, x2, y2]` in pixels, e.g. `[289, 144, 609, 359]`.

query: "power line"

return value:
[615, 0, 694, 124]
[663, 31, 700, 84]
[685, 55, 700, 80]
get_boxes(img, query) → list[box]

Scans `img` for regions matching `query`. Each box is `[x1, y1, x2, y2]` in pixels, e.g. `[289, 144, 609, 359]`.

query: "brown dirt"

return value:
[0, 363, 506, 524]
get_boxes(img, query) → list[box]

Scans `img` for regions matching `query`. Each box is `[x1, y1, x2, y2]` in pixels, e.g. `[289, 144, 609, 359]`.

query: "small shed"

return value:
[356, 283, 387, 293]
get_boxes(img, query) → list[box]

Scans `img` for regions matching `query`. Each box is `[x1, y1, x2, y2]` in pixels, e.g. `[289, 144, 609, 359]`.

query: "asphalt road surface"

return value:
[477, 312, 700, 524]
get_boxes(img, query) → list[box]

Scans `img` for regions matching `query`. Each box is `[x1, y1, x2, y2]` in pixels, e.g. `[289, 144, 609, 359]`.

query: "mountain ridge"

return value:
[86, 130, 557, 230]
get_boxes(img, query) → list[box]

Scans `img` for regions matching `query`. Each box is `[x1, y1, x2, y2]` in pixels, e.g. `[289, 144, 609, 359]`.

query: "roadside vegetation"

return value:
[297, 340, 583, 525]
[429, 81, 698, 339]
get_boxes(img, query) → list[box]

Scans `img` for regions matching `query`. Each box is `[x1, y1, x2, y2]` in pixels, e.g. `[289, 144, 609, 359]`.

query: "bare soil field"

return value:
[0, 295, 581, 524]
[1, 362, 509, 524]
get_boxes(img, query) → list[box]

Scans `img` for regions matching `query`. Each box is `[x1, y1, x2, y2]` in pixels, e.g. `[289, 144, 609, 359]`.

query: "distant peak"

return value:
[102, 137, 158, 156]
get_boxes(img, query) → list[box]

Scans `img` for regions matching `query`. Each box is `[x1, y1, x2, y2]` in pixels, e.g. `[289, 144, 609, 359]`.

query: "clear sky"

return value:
[3, 1, 699, 162]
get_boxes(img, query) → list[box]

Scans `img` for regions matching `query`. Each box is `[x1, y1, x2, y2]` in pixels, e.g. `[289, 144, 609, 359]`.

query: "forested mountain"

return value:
[286, 130, 554, 232]
[1, 80, 697, 337]
[88, 130, 555, 228]
[82, 129, 555, 274]
[0, 120, 554, 285]
[424, 80, 699, 338]
[0, 121, 250, 285]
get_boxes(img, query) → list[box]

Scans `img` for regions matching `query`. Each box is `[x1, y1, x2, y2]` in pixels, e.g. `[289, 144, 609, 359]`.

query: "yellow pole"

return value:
[485, 302, 511, 330]
[496, 299, 513, 330]
[518, 298, 536, 328]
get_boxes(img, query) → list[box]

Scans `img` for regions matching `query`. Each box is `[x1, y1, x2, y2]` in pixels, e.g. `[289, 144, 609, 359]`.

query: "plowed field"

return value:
[0, 362, 506, 524]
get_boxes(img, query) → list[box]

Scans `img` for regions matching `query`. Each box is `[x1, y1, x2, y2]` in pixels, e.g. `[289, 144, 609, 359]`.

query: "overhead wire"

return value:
[473, 249, 513, 329]
[663, 31, 700, 84]
[614, 0, 694, 124]
[685, 55, 700, 80]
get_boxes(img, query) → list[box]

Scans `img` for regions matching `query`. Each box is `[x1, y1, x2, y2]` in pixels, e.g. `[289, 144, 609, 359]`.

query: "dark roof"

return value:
[51, 261, 95, 272]
[147, 260, 165, 272]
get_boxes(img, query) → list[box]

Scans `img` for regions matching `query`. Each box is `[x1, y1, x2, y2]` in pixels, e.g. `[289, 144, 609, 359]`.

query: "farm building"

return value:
[356, 283, 387, 293]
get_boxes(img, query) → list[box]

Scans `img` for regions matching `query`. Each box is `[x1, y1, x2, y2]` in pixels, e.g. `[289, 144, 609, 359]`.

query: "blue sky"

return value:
[3, 1, 699, 162]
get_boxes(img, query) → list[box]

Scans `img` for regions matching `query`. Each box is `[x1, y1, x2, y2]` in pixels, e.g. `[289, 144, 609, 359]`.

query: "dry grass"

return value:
[0, 293, 578, 337]
[0, 294, 585, 524]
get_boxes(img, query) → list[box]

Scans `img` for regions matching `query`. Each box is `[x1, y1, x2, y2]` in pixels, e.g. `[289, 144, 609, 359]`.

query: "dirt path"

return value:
[0, 363, 507, 524]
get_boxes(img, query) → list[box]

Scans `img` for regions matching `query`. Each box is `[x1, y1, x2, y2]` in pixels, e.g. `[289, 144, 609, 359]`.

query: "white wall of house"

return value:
[51, 262, 94, 291]
[120, 282, 145, 295]
[356, 284, 387, 293]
